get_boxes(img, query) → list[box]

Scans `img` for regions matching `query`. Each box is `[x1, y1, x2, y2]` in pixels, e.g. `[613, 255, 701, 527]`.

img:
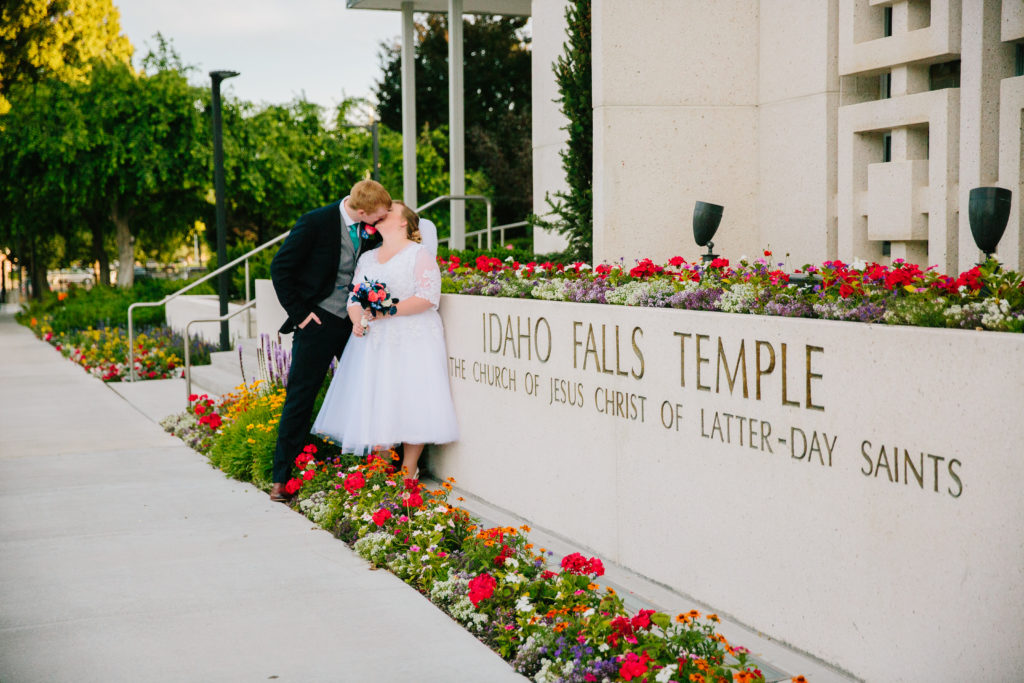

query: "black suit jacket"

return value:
[270, 200, 381, 334]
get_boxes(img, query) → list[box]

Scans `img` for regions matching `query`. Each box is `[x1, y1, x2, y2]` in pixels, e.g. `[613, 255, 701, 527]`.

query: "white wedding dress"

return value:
[311, 242, 459, 453]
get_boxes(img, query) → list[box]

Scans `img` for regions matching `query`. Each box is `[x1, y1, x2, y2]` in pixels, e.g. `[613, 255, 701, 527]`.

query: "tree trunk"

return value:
[91, 221, 111, 287]
[112, 201, 134, 288]
[29, 236, 48, 299]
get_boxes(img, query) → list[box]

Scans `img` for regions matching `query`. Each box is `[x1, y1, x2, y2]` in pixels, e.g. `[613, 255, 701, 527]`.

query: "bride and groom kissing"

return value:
[268, 179, 458, 503]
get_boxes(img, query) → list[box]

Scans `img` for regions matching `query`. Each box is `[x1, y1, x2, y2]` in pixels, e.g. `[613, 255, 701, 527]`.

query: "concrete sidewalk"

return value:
[0, 309, 526, 683]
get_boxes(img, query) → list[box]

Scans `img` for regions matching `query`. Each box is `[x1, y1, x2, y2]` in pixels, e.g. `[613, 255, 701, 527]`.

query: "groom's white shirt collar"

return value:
[339, 196, 359, 228]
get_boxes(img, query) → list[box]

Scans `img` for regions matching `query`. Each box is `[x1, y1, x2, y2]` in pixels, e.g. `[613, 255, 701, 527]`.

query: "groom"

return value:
[268, 179, 392, 502]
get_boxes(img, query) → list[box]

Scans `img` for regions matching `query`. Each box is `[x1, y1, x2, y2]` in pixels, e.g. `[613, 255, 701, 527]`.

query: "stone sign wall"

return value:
[433, 294, 1024, 681]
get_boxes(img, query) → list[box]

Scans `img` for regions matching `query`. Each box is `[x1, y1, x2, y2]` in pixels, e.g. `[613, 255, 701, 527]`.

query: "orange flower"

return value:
[791, 677, 808, 683]
[708, 613, 720, 623]
[687, 609, 701, 618]
[457, 497, 465, 501]
[587, 583, 599, 591]
[689, 674, 705, 683]
[676, 613, 690, 624]
[524, 543, 534, 550]
[605, 587, 616, 595]
[519, 524, 531, 532]
[553, 621, 569, 632]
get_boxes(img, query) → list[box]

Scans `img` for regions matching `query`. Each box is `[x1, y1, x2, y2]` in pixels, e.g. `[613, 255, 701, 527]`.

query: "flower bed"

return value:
[439, 253, 1024, 333]
[162, 382, 802, 683]
[23, 316, 214, 381]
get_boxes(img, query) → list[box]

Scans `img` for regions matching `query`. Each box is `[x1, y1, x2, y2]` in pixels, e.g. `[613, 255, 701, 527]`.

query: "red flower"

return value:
[560, 552, 605, 576]
[343, 471, 366, 495]
[709, 257, 730, 269]
[405, 491, 423, 508]
[631, 609, 655, 630]
[668, 256, 686, 267]
[838, 283, 854, 298]
[467, 573, 496, 607]
[372, 508, 393, 526]
[764, 250, 773, 257]
[302, 470, 315, 481]
[618, 652, 651, 681]
[284, 478, 302, 494]
[303, 444, 318, 454]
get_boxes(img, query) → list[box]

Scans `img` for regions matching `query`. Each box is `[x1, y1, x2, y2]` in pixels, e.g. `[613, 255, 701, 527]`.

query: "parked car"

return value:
[48, 267, 95, 290]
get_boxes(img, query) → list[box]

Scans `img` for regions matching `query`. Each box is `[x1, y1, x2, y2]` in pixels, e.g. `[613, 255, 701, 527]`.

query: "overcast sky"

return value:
[116, 0, 403, 109]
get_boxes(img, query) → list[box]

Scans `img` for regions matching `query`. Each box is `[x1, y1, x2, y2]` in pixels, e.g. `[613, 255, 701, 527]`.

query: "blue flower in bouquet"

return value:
[350, 278, 399, 318]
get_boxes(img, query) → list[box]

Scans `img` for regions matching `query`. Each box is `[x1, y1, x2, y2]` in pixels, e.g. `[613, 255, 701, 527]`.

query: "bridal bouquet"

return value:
[349, 278, 399, 334]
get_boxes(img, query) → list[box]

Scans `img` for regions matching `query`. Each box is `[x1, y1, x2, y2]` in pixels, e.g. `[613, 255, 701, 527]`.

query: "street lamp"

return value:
[341, 119, 380, 182]
[210, 69, 239, 352]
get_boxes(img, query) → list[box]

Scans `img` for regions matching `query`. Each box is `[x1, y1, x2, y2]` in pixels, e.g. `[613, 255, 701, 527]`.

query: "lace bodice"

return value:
[348, 243, 444, 347]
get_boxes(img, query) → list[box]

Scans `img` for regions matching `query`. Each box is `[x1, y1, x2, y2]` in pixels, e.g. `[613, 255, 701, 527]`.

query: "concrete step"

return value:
[192, 338, 261, 398]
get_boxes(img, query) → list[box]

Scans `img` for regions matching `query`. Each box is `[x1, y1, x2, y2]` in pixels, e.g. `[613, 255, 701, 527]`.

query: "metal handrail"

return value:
[183, 300, 257, 407]
[438, 220, 528, 249]
[127, 231, 289, 381]
[415, 194, 492, 250]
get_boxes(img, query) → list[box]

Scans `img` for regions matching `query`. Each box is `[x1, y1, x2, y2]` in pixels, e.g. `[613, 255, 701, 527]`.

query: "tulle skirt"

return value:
[311, 311, 459, 453]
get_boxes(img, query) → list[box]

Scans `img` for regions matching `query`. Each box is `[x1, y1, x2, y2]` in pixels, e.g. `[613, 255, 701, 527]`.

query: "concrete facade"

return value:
[532, 0, 1024, 272]
[433, 294, 1024, 681]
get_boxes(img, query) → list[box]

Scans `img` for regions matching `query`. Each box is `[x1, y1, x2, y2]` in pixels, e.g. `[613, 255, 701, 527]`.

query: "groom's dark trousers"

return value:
[272, 308, 351, 482]
[270, 200, 371, 484]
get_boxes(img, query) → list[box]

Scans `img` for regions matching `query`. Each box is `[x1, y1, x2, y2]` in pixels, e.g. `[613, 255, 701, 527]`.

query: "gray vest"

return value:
[318, 224, 360, 318]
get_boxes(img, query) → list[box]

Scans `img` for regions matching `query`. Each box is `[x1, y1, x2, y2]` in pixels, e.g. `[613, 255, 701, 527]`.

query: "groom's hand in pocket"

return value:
[298, 312, 321, 329]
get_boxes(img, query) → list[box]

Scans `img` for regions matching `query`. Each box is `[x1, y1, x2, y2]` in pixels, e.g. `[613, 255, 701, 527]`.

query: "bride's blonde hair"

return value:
[394, 201, 421, 243]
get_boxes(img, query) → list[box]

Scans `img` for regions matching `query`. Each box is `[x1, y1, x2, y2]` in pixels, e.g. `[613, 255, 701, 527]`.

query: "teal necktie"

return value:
[348, 222, 361, 254]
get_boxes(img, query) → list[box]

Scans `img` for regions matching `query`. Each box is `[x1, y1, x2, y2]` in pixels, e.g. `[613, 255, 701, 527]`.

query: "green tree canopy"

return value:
[375, 14, 531, 226]
[0, 0, 133, 114]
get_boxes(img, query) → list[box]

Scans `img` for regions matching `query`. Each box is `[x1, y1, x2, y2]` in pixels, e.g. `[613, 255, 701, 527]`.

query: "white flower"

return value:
[372, 484, 380, 491]
[421, 554, 430, 561]
[851, 257, 867, 270]
[504, 557, 519, 570]
[434, 524, 445, 532]
[504, 572, 524, 585]
[597, 643, 610, 653]
[515, 594, 533, 613]
[655, 664, 677, 683]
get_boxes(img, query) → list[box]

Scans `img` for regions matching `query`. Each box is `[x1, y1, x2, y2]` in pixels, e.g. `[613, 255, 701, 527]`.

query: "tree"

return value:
[0, 46, 209, 292]
[375, 14, 532, 226]
[535, 0, 592, 260]
[0, 0, 132, 114]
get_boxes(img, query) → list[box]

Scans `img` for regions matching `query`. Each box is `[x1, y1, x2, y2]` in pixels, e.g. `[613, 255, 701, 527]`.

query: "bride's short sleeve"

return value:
[412, 246, 442, 308]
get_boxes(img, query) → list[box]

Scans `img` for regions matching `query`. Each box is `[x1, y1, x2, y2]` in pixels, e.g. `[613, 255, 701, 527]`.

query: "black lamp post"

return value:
[210, 69, 239, 352]
[967, 187, 1012, 265]
[693, 201, 724, 263]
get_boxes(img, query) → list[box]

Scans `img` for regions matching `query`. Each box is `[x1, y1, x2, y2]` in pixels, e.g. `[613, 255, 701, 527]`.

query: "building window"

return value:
[883, 7, 893, 37]
[929, 60, 960, 90]
[1017, 43, 1024, 77]
[880, 72, 892, 100]
[883, 133, 892, 163]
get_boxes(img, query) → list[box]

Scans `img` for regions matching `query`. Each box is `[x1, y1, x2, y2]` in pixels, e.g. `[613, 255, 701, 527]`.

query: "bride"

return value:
[311, 201, 459, 475]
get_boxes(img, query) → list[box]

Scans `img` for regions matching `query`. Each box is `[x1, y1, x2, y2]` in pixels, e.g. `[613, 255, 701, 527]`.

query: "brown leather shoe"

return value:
[269, 483, 292, 503]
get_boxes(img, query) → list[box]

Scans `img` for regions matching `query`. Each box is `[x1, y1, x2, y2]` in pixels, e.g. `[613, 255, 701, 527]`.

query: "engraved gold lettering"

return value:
[715, 338, 749, 398]
[805, 345, 824, 411]
[517, 316, 532, 361]
[755, 340, 775, 400]
[614, 325, 628, 376]
[572, 321, 583, 369]
[584, 325, 601, 372]
[535, 317, 552, 362]
[780, 343, 799, 407]
[673, 332, 692, 387]
[695, 334, 711, 392]
[631, 327, 645, 380]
